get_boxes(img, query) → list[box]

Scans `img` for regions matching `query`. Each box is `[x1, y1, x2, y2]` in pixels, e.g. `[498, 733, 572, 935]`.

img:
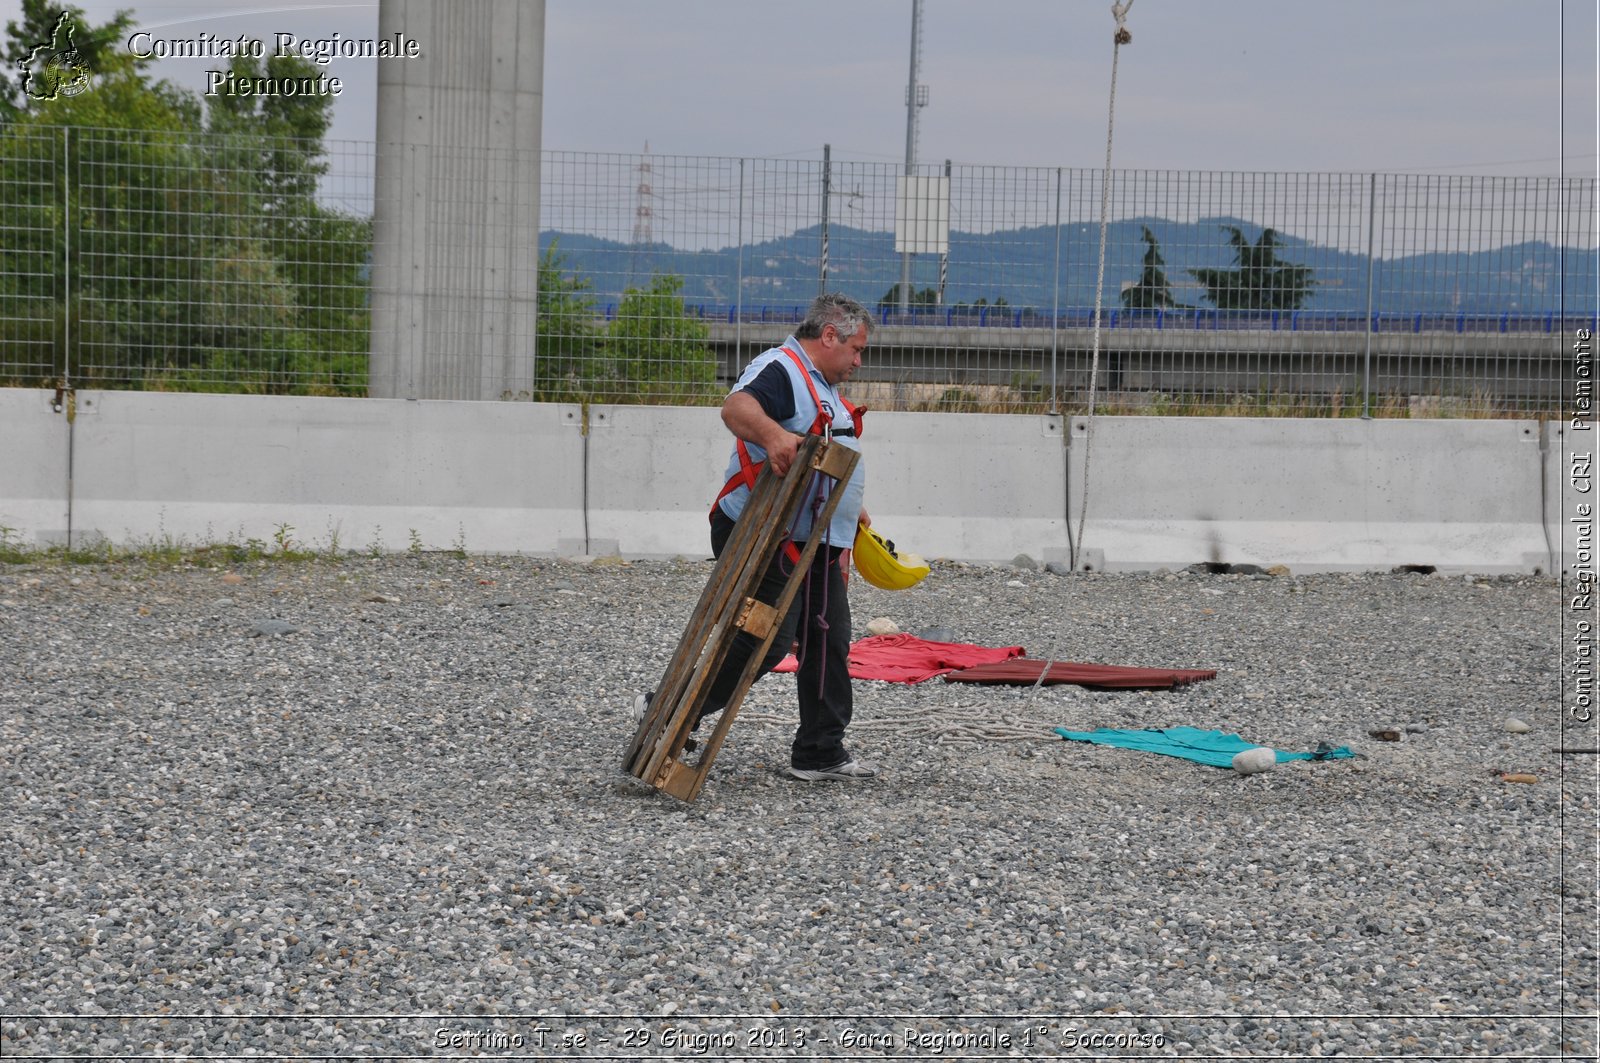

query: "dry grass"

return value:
[839, 377, 1552, 420]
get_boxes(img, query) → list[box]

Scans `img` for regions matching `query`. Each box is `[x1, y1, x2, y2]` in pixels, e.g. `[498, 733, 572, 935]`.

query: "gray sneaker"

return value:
[787, 759, 878, 782]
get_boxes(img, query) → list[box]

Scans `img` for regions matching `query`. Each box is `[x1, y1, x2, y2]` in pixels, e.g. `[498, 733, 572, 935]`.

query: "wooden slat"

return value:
[622, 436, 860, 801]
[630, 453, 807, 781]
[630, 439, 815, 776]
[631, 456, 816, 782]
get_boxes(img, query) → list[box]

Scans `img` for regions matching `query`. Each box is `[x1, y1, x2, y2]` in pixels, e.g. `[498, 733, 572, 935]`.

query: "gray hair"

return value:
[794, 293, 873, 341]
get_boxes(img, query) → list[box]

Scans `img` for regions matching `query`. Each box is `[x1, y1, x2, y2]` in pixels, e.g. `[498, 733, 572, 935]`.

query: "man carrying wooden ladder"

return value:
[634, 293, 879, 782]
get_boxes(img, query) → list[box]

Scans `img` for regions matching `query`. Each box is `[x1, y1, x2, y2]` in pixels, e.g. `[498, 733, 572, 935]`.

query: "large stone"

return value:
[1231, 747, 1278, 775]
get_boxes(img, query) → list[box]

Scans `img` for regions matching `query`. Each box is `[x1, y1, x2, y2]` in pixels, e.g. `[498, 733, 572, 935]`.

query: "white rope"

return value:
[738, 700, 1060, 745]
[1072, 2, 1132, 570]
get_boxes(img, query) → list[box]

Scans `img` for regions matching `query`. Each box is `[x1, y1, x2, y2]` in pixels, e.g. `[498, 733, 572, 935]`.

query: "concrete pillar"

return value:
[369, 0, 544, 400]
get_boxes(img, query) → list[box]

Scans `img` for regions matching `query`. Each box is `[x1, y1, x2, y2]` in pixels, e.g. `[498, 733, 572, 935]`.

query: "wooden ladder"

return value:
[621, 435, 860, 802]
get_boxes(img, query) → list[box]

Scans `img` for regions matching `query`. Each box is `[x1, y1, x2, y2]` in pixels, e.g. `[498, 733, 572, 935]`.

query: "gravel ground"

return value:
[0, 554, 1594, 1060]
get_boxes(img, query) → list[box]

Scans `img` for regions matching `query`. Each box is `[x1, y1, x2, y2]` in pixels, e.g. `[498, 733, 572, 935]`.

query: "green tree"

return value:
[0, 12, 369, 394]
[1190, 225, 1315, 311]
[877, 283, 938, 313]
[0, 30, 214, 387]
[1, 1, 143, 124]
[201, 51, 366, 392]
[603, 273, 717, 403]
[948, 295, 1012, 315]
[534, 241, 601, 401]
[1121, 226, 1190, 310]
[204, 51, 332, 211]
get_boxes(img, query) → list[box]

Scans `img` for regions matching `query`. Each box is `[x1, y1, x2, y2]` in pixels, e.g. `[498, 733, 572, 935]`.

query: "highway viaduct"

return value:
[702, 320, 1569, 407]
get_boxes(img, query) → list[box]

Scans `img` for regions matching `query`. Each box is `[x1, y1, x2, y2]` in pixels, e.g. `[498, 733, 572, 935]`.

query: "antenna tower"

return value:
[632, 142, 654, 246]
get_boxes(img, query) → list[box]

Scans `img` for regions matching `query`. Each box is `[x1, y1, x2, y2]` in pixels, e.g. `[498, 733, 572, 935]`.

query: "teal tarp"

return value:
[1053, 725, 1356, 769]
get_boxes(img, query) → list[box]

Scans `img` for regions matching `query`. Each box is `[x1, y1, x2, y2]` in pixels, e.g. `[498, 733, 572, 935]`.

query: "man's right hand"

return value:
[761, 430, 803, 477]
[722, 391, 803, 477]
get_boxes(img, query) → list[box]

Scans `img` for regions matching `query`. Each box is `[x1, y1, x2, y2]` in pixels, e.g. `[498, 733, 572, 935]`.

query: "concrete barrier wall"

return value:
[0, 389, 70, 547]
[66, 391, 585, 554]
[861, 410, 1067, 564]
[584, 404, 726, 558]
[1068, 415, 1552, 573]
[0, 390, 1564, 572]
[581, 407, 1068, 563]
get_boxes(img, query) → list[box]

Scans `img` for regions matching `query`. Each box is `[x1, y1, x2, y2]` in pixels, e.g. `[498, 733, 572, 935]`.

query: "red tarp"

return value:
[774, 634, 1214, 690]
[942, 659, 1217, 690]
[773, 633, 1025, 684]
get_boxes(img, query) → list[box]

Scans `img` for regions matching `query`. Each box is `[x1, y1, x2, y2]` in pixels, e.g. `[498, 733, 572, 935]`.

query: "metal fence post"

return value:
[735, 158, 745, 373]
[1363, 172, 1377, 419]
[1050, 167, 1063, 415]
[61, 126, 71, 391]
[938, 158, 950, 305]
[819, 145, 830, 297]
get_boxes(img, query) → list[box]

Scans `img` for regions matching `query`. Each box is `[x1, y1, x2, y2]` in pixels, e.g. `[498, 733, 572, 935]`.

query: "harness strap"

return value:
[710, 345, 865, 520]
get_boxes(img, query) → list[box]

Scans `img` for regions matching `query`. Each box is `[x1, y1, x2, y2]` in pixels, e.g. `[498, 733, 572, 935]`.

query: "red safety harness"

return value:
[710, 344, 865, 521]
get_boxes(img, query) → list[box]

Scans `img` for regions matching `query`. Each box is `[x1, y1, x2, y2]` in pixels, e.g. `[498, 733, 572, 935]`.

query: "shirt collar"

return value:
[783, 336, 828, 385]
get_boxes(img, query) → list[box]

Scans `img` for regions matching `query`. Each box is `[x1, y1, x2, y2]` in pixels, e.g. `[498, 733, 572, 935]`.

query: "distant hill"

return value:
[541, 218, 1597, 317]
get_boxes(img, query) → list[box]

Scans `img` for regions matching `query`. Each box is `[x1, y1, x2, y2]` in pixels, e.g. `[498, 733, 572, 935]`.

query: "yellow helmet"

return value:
[852, 522, 930, 590]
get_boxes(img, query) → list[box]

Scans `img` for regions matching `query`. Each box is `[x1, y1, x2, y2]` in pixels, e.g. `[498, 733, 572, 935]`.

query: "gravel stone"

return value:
[0, 556, 1590, 1059]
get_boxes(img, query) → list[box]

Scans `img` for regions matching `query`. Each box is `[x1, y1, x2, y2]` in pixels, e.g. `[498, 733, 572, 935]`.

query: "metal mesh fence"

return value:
[0, 126, 372, 396]
[0, 129, 60, 386]
[541, 155, 1595, 416]
[1, 129, 1594, 415]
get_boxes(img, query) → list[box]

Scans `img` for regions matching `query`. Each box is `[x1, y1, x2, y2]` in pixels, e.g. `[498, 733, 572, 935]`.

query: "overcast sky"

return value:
[11, 0, 1598, 176]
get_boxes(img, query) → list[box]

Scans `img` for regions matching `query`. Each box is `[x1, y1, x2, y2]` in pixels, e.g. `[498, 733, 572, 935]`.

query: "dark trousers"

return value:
[707, 508, 854, 771]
